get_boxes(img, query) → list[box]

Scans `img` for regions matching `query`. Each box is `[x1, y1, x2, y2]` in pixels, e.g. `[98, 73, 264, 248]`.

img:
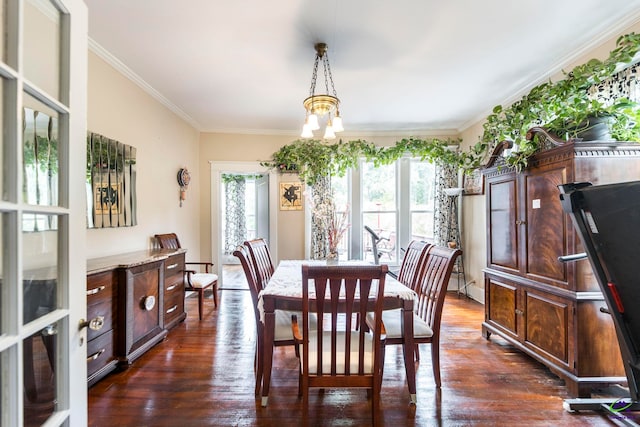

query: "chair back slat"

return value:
[233, 246, 261, 318]
[245, 238, 275, 289]
[155, 233, 181, 250]
[301, 264, 387, 381]
[415, 246, 462, 330]
[397, 240, 431, 289]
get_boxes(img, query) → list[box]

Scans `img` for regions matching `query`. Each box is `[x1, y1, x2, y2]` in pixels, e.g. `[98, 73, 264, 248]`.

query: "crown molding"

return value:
[459, 12, 640, 133]
[88, 38, 201, 130]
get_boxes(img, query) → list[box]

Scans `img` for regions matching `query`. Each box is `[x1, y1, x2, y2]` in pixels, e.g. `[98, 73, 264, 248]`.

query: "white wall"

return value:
[86, 51, 202, 260]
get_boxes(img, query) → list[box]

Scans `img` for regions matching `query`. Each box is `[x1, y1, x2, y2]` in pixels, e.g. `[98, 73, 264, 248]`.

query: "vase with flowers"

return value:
[326, 206, 349, 264]
[308, 186, 350, 263]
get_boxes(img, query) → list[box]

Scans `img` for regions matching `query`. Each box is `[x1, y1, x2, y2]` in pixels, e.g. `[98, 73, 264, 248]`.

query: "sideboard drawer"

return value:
[87, 329, 116, 379]
[86, 297, 115, 341]
[87, 270, 115, 306]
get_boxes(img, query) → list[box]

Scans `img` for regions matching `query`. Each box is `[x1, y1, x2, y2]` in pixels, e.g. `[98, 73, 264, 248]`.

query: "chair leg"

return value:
[212, 282, 218, 308]
[197, 289, 204, 320]
[431, 342, 441, 388]
[255, 333, 264, 396]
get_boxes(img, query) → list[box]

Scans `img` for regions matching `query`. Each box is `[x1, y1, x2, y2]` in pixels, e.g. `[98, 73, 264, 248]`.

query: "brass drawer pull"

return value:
[87, 348, 106, 362]
[87, 286, 106, 296]
[167, 263, 179, 270]
[166, 305, 178, 314]
[166, 283, 179, 291]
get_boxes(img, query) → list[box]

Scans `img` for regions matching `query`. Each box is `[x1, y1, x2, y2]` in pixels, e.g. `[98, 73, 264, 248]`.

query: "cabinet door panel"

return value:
[525, 291, 569, 364]
[524, 167, 568, 283]
[132, 268, 161, 342]
[488, 178, 518, 270]
[487, 279, 517, 335]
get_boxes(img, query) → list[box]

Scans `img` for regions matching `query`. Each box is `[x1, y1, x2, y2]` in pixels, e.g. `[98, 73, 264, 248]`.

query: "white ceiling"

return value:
[85, 0, 640, 136]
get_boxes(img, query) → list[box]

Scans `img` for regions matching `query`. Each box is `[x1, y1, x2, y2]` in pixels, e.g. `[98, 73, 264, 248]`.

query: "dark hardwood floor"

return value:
[87, 266, 620, 426]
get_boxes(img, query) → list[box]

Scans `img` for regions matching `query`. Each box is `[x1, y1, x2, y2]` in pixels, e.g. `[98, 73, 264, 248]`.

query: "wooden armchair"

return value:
[292, 264, 388, 420]
[155, 233, 218, 320]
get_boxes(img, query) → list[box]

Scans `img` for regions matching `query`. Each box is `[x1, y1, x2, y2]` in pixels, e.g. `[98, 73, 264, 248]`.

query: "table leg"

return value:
[401, 299, 417, 404]
[261, 298, 275, 407]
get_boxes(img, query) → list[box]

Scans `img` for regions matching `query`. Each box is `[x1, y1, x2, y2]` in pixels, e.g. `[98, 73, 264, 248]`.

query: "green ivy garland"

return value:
[262, 137, 466, 185]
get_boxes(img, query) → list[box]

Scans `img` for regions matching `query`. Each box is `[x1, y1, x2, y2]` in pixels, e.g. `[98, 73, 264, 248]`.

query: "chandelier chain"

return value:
[323, 54, 338, 99]
[309, 55, 320, 98]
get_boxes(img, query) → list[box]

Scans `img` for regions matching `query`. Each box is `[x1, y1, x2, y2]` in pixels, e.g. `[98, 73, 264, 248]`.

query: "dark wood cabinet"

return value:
[482, 137, 640, 397]
[86, 270, 118, 386]
[163, 252, 187, 329]
[86, 248, 187, 384]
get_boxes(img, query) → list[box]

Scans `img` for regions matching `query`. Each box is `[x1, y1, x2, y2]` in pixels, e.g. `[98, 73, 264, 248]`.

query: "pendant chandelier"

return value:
[301, 43, 343, 139]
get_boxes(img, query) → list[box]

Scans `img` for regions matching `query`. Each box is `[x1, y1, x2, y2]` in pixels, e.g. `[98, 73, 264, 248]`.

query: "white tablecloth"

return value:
[258, 260, 415, 321]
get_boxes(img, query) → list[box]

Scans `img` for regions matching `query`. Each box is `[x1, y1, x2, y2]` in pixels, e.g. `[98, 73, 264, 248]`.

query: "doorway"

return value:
[210, 162, 278, 289]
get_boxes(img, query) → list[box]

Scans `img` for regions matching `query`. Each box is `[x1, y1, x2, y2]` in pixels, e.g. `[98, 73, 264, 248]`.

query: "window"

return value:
[332, 157, 436, 264]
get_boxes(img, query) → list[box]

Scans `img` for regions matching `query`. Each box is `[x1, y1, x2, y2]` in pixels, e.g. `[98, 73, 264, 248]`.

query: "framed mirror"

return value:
[86, 132, 137, 228]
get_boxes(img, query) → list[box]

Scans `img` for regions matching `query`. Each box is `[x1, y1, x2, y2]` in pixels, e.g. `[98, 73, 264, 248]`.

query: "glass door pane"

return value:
[410, 160, 435, 241]
[23, 0, 61, 101]
[361, 161, 397, 263]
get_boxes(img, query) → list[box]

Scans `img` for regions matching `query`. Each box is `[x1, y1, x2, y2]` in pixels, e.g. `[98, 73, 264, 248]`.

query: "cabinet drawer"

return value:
[164, 287, 184, 325]
[87, 329, 116, 377]
[87, 270, 115, 305]
[164, 254, 185, 280]
[87, 298, 115, 341]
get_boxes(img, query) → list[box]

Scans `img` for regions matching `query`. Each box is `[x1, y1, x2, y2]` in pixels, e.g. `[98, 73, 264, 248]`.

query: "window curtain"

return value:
[589, 63, 640, 103]
[433, 161, 459, 246]
[224, 176, 247, 255]
[310, 174, 331, 260]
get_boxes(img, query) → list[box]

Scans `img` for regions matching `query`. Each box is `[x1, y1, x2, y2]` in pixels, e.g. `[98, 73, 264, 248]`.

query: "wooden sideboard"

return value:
[86, 249, 187, 385]
[482, 136, 640, 397]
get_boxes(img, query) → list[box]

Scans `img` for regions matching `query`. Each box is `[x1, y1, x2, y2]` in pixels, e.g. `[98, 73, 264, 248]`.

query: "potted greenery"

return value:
[482, 32, 640, 171]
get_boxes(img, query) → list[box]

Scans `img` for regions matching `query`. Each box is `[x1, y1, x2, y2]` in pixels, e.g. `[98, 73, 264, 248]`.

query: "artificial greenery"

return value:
[262, 137, 464, 185]
[483, 32, 640, 171]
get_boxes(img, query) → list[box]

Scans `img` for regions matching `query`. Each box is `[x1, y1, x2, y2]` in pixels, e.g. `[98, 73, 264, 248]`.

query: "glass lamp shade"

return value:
[332, 115, 343, 132]
[308, 113, 320, 130]
[324, 124, 336, 140]
[301, 123, 314, 138]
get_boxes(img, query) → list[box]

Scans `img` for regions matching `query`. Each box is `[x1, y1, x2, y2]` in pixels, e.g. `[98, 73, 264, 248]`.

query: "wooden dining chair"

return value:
[396, 240, 432, 288]
[378, 245, 461, 403]
[154, 233, 218, 320]
[244, 238, 275, 289]
[233, 245, 299, 396]
[292, 264, 388, 420]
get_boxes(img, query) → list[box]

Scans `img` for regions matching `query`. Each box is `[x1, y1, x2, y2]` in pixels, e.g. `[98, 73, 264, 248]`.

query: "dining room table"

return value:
[257, 259, 418, 406]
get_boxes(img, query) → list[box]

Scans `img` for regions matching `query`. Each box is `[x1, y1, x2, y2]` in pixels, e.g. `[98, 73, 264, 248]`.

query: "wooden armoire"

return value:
[482, 129, 640, 397]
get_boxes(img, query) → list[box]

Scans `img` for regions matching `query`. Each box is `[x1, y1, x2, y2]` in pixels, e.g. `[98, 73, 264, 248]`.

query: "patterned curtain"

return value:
[310, 174, 332, 260]
[433, 161, 459, 246]
[588, 63, 640, 104]
[224, 176, 247, 254]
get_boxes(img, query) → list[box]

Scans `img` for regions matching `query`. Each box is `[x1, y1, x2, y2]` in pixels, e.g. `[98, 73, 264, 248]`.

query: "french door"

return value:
[1, 1, 87, 425]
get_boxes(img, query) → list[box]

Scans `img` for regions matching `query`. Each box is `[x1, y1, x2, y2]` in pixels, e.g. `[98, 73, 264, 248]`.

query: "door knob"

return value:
[79, 316, 105, 331]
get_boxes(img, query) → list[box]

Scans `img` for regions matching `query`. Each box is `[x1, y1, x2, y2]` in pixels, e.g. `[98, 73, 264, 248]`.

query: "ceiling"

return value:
[85, 0, 640, 137]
